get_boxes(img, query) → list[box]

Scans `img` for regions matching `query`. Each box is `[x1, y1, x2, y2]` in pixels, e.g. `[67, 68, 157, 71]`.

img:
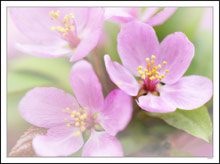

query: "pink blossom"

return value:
[104, 21, 212, 113]
[10, 8, 104, 62]
[104, 7, 177, 26]
[18, 60, 132, 156]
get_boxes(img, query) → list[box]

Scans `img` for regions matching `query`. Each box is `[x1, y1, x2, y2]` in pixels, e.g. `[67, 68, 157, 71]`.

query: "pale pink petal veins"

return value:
[15, 42, 72, 58]
[70, 60, 104, 114]
[159, 75, 213, 110]
[82, 130, 123, 157]
[18, 87, 79, 128]
[156, 32, 195, 84]
[99, 89, 133, 136]
[104, 55, 140, 96]
[32, 125, 83, 156]
[10, 8, 62, 44]
[137, 92, 176, 113]
[117, 21, 159, 75]
[146, 8, 177, 26]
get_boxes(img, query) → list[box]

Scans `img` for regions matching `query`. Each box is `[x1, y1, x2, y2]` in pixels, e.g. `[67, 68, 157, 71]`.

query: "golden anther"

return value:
[158, 64, 161, 69]
[80, 126, 86, 132]
[75, 122, 80, 127]
[66, 123, 71, 128]
[151, 55, 156, 59]
[161, 75, 165, 78]
[165, 70, 169, 73]
[142, 75, 146, 79]
[163, 61, 167, 65]
[146, 58, 150, 62]
[64, 118, 68, 122]
[73, 131, 81, 136]
[156, 72, 160, 75]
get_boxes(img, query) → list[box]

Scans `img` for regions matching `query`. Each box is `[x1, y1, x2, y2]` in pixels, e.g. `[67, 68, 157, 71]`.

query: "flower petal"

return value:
[18, 87, 79, 128]
[146, 8, 177, 26]
[118, 21, 159, 75]
[70, 60, 104, 114]
[140, 8, 159, 22]
[104, 55, 140, 96]
[137, 92, 176, 113]
[104, 8, 138, 24]
[82, 130, 123, 157]
[32, 125, 83, 156]
[10, 8, 62, 44]
[159, 75, 213, 110]
[99, 89, 133, 136]
[15, 42, 72, 58]
[157, 32, 195, 84]
[70, 29, 101, 62]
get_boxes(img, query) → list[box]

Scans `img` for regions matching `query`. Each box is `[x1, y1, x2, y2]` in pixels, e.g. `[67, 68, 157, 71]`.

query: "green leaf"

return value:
[147, 106, 212, 142]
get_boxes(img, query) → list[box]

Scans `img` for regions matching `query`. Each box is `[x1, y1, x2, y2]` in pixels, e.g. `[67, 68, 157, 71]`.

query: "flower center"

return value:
[62, 104, 98, 136]
[49, 10, 80, 48]
[137, 55, 169, 92]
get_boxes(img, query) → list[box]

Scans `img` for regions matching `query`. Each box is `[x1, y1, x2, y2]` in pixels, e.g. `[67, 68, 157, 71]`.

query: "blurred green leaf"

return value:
[147, 106, 212, 142]
[154, 8, 205, 41]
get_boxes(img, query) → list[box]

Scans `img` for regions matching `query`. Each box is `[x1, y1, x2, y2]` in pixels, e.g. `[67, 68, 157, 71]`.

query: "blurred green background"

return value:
[7, 7, 213, 157]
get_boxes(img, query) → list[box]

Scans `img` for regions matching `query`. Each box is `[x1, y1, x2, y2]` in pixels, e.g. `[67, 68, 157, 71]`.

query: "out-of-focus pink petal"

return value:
[137, 92, 176, 113]
[32, 125, 83, 156]
[99, 89, 133, 136]
[104, 8, 137, 24]
[70, 60, 104, 114]
[140, 8, 159, 22]
[15, 42, 72, 58]
[146, 8, 177, 26]
[159, 75, 213, 110]
[118, 21, 159, 75]
[70, 29, 101, 62]
[18, 87, 79, 128]
[104, 55, 140, 96]
[82, 130, 123, 157]
[157, 32, 194, 84]
[10, 8, 62, 44]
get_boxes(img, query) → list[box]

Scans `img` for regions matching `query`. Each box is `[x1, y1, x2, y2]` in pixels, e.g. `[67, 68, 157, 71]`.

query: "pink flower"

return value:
[104, 7, 177, 26]
[18, 60, 132, 156]
[10, 8, 104, 62]
[104, 21, 212, 113]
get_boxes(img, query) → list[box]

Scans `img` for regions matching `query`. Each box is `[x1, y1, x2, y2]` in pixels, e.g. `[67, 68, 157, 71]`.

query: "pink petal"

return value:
[118, 21, 159, 75]
[32, 125, 83, 156]
[15, 42, 72, 58]
[10, 8, 62, 44]
[82, 130, 123, 157]
[146, 8, 177, 26]
[18, 87, 79, 128]
[70, 60, 104, 114]
[104, 8, 138, 24]
[70, 29, 102, 62]
[157, 32, 195, 84]
[137, 92, 176, 113]
[99, 89, 133, 136]
[159, 75, 213, 110]
[140, 8, 159, 22]
[104, 55, 140, 96]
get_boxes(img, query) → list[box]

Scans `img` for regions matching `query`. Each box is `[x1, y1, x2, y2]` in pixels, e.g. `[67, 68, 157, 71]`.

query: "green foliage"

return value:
[148, 106, 212, 142]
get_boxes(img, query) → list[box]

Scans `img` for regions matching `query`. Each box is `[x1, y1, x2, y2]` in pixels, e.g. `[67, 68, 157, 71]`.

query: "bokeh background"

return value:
[7, 7, 213, 157]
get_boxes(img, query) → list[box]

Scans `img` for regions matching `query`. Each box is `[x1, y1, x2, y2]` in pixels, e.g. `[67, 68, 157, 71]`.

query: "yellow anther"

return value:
[72, 111, 77, 114]
[57, 26, 62, 31]
[151, 60, 155, 64]
[62, 109, 66, 112]
[64, 118, 68, 122]
[75, 117, 79, 121]
[64, 15, 69, 21]
[146, 58, 150, 62]
[70, 13, 75, 19]
[70, 27, 74, 32]
[84, 107, 88, 111]
[137, 66, 143, 71]
[63, 33, 66, 38]
[71, 114, 75, 118]
[144, 69, 148, 73]
[161, 75, 165, 78]
[80, 126, 86, 132]
[154, 66, 158, 70]
[51, 26, 56, 31]
[138, 70, 143, 75]
[66, 107, 71, 112]
[156, 72, 160, 75]
[56, 10, 60, 15]
[146, 72, 151, 76]
[142, 75, 146, 79]
[158, 77, 162, 80]
[165, 70, 169, 73]
[151, 55, 156, 59]
[76, 112, 80, 116]
[163, 61, 167, 65]
[116, 82, 122, 87]
[73, 130, 81, 136]
[158, 64, 161, 69]
[66, 123, 71, 128]
[155, 75, 158, 78]
[81, 121, 86, 126]
[150, 76, 155, 80]
[72, 103, 76, 107]
[75, 122, 80, 127]
[80, 114, 87, 120]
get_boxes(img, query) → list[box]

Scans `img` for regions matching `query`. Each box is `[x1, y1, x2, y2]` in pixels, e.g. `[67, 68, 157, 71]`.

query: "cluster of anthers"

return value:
[62, 104, 89, 136]
[137, 55, 169, 81]
[49, 10, 75, 39]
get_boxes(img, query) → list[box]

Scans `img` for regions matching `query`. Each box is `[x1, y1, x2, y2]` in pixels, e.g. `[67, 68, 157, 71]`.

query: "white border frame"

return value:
[1, 1, 219, 163]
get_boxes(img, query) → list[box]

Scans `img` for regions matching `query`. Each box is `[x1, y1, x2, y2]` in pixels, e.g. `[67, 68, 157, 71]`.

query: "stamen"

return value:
[73, 130, 81, 136]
